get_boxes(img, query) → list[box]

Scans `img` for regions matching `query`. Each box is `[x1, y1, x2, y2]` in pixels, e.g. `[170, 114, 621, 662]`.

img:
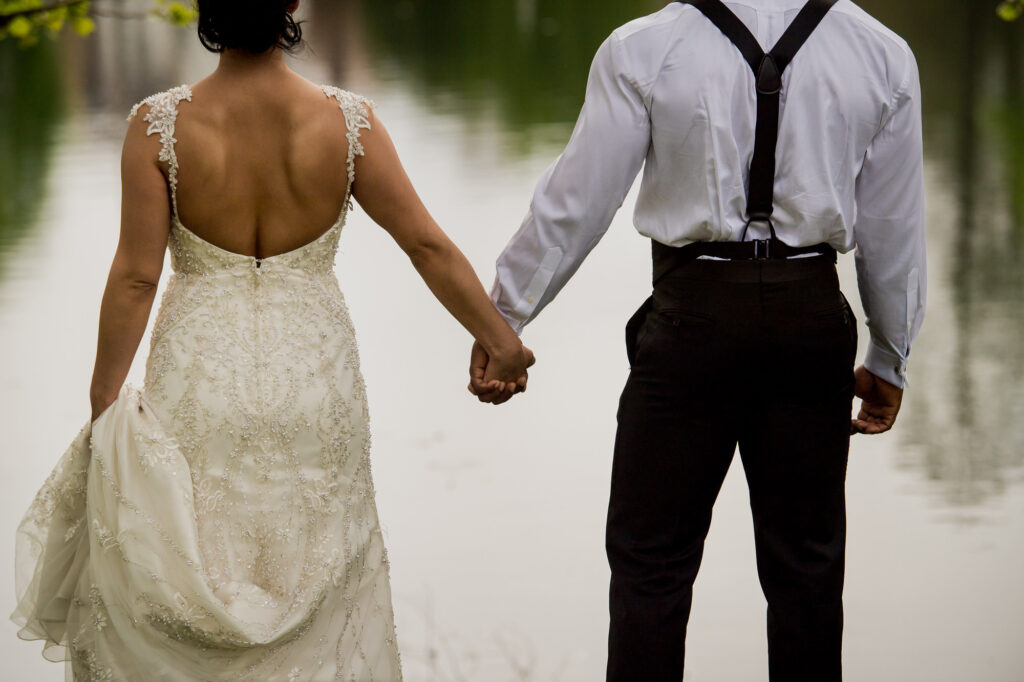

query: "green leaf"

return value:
[71, 14, 93, 35]
[6, 15, 33, 39]
[998, 1, 1024, 21]
[44, 7, 68, 33]
[167, 2, 197, 26]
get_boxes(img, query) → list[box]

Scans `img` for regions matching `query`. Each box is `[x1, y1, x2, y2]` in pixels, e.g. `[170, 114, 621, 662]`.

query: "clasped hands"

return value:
[467, 340, 535, 405]
[465, 348, 907, 425]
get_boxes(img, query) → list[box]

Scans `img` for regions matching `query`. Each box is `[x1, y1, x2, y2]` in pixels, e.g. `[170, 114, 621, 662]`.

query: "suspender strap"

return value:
[677, 0, 837, 226]
[651, 0, 839, 286]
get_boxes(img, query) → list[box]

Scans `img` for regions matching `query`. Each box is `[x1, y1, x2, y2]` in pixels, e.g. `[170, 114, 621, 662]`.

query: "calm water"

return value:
[2, 1, 1023, 680]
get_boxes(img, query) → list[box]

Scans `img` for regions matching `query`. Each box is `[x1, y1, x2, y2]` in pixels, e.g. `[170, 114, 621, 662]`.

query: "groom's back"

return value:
[618, 0, 915, 245]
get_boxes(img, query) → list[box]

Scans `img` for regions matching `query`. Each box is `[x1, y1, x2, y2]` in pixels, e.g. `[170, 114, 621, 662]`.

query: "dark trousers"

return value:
[606, 255, 857, 682]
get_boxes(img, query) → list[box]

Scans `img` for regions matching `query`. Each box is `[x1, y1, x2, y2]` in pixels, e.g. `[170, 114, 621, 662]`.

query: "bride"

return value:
[10, 1, 533, 679]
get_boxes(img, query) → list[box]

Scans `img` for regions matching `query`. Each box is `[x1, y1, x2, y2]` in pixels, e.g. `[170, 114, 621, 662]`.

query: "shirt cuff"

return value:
[864, 341, 909, 389]
[489, 286, 526, 337]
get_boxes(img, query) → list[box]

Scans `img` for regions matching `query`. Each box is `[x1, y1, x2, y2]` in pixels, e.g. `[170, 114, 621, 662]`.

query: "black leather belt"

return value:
[653, 238, 836, 286]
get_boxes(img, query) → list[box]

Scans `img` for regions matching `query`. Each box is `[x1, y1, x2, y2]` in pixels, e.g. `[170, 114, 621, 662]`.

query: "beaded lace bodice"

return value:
[11, 84, 403, 681]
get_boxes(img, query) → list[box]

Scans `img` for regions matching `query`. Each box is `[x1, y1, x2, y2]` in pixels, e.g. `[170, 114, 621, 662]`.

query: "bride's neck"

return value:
[215, 48, 290, 79]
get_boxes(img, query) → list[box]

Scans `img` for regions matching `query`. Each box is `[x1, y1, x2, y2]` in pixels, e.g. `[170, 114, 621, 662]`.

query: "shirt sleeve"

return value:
[489, 33, 652, 333]
[852, 49, 927, 389]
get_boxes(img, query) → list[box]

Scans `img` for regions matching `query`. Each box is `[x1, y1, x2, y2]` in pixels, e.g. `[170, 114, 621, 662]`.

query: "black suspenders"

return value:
[654, 0, 839, 285]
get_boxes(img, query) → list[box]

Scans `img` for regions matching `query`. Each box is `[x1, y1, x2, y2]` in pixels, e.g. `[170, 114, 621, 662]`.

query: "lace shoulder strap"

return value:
[127, 84, 193, 219]
[320, 85, 375, 207]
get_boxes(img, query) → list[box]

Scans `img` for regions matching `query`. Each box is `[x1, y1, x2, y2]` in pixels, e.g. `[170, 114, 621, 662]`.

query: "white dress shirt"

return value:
[489, 0, 926, 388]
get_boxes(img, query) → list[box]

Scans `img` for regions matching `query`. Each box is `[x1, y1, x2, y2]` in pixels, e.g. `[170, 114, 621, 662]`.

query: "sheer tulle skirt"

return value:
[13, 383, 402, 681]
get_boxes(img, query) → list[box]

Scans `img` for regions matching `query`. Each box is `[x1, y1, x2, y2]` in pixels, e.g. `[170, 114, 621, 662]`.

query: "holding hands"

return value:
[468, 340, 535, 405]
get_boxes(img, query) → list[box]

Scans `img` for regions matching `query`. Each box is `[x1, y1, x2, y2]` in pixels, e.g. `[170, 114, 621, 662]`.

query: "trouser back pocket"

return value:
[625, 296, 654, 367]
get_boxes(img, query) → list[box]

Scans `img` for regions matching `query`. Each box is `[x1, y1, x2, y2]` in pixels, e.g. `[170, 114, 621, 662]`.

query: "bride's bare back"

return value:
[174, 70, 353, 259]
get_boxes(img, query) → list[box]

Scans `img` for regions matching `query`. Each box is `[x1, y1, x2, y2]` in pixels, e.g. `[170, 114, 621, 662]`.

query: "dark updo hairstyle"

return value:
[197, 0, 304, 54]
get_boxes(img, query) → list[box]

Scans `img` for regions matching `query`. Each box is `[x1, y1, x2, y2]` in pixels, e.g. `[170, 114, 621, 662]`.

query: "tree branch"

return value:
[1, 0, 152, 28]
[89, 5, 149, 19]
[0, 0, 89, 22]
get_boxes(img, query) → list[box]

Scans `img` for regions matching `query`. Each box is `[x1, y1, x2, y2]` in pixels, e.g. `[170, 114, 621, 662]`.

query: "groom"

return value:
[471, 0, 925, 680]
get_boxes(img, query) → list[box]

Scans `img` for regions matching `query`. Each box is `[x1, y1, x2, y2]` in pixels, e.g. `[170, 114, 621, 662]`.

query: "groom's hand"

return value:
[468, 341, 534, 405]
[850, 365, 904, 435]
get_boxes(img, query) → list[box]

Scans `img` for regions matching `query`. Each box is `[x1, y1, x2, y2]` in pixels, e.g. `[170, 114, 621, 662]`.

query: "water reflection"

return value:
[0, 40, 63, 276]
[360, 0, 663, 152]
[860, 0, 1024, 508]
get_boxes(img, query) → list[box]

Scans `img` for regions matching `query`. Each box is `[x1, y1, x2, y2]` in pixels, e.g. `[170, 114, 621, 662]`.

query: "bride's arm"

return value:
[351, 109, 532, 394]
[89, 108, 170, 421]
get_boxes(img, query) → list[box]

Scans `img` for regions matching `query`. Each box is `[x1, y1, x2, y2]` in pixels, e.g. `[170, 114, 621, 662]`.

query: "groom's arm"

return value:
[490, 32, 652, 333]
[852, 49, 927, 390]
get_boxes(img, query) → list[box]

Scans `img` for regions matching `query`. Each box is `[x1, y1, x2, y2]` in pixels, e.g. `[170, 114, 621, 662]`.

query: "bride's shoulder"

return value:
[318, 84, 376, 126]
[318, 83, 374, 108]
[127, 84, 193, 124]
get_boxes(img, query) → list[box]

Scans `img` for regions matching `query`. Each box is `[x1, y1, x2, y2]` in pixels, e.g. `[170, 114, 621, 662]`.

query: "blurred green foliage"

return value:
[997, 0, 1023, 21]
[0, 0, 195, 46]
[0, 1, 94, 46]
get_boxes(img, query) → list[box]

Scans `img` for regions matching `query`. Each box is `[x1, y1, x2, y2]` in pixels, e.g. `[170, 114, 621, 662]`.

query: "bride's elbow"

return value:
[404, 234, 451, 270]
[127, 279, 160, 293]
[107, 250, 163, 292]
[107, 266, 161, 294]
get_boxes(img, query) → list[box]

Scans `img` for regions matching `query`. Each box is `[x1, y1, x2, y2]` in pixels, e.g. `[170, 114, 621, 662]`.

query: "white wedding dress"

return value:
[11, 84, 403, 681]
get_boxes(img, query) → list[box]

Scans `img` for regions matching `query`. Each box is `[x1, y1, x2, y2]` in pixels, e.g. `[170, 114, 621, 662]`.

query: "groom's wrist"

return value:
[489, 286, 528, 337]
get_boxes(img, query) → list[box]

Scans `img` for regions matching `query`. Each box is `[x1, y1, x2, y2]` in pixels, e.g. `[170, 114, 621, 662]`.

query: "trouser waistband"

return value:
[654, 253, 840, 286]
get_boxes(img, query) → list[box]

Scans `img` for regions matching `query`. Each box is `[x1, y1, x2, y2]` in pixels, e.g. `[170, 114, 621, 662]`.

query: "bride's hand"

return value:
[90, 396, 117, 423]
[90, 384, 121, 423]
[468, 341, 535, 404]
